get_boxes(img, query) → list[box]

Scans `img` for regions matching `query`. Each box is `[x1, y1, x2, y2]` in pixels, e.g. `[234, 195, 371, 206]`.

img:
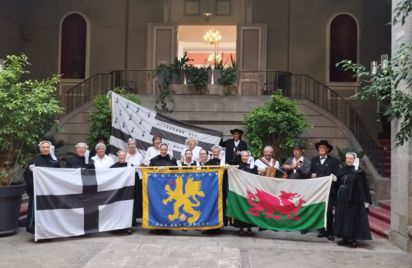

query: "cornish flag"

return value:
[226, 167, 332, 231]
[109, 92, 222, 160]
[33, 167, 135, 241]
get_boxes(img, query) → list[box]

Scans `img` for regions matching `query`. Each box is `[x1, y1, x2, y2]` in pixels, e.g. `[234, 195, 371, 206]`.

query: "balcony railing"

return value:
[62, 69, 386, 176]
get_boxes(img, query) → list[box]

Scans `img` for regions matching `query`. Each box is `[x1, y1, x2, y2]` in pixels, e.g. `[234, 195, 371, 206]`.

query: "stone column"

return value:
[389, 0, 412, 253]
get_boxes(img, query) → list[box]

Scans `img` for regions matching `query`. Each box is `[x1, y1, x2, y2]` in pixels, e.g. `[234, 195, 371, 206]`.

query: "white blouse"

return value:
[91, 155, 115, 169]
[254, 158, 280, 175]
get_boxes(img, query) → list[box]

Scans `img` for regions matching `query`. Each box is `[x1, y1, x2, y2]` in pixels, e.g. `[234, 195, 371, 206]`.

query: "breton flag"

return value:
[142, 167, 224, 230]
[33, 167, 135, 241]
[226, 167, 332, 231]
[109, 92, 222, 161]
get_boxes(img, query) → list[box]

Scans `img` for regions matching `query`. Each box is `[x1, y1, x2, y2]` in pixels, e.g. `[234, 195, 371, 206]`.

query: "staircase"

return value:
[369, 200, 391, 238]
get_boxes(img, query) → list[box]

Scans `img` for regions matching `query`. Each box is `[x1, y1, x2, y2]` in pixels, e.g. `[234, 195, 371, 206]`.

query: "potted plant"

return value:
[243, 91, 311, 159]
[185, 65, 209, 93]
[212, 57, 224, 85]
[170, 53, 191, 84]
[0, 54, 62, 235]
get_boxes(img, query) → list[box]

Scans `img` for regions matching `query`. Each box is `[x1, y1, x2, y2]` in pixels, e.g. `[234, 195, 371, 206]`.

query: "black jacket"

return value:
[149, 154, 177, 167]
[23, 154, 60, 195]
[66, 155, 95, 169]
[310, 155, 339, 198]
[220, 139, 248, 165]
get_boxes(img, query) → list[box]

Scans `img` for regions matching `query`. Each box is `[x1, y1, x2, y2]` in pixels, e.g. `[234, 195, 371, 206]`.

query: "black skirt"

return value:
[334, 185, 371, 240]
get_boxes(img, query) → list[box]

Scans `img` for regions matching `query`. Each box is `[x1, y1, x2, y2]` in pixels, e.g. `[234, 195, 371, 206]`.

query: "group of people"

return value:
[23, 128, 372, 248]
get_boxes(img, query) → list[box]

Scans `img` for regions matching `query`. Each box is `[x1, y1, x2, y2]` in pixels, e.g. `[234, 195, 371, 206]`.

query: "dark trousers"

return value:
[26, 195, 35, 234]
[319, 197, 334, 236]
[222, 172, 228, 226]
[133, 177, 142, 226]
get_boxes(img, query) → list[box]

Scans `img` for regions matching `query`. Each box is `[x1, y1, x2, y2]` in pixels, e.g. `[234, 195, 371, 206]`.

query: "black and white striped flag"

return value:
[109, 92, 222, 160]
[33, 167, 135, 241]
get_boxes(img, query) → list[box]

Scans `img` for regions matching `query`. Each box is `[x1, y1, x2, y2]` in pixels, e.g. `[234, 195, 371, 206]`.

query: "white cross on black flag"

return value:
[33, 166, 135, 241]
[109, 92, 223, 161]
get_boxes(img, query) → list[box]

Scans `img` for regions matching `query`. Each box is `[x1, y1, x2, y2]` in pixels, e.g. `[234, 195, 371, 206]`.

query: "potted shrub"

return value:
[185, 65, 209, 93]
[0, 54, 62, 235]
[243, 91, 311, 160]
[170, 53, 191, 84]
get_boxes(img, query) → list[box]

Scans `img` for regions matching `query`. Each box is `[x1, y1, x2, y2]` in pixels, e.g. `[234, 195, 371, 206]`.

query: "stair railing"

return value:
[256, 70, 386, 176]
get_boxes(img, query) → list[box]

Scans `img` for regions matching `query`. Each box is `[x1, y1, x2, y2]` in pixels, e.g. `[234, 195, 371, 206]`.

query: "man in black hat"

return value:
[282, 143, 311, 179]
[310, 139, 339, 241]
[220, 129, 248, 165]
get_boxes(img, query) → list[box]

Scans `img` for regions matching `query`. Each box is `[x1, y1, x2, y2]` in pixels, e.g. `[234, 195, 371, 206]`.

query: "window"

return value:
[329, 14, 357, 82]
[60, 14, 87, 79]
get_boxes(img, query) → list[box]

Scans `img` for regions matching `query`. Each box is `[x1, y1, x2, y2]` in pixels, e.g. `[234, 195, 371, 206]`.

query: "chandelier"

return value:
[203, 29, 222, 45]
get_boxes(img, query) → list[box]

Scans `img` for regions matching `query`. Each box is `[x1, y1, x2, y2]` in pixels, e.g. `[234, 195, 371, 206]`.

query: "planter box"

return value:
[169, 84, 208, 95]
[208, 85, 237, 96]
[0, 183, 26, 235]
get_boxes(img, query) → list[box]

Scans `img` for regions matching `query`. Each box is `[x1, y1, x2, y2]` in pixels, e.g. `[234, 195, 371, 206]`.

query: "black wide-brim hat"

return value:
[315, 140, 333, 152]
[230, 128, 244, 135]
[293, 143, 303, 150]
[95, 134, 107, 143]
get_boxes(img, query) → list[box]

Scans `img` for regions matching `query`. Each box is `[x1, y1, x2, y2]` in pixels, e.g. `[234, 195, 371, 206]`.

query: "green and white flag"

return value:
[227, 167, 332, 231]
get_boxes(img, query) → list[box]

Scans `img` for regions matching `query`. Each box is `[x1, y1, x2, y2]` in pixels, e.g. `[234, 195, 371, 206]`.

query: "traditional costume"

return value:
[233, 161, 258, 235]
[334, 163, 372, 247]
[309, 140, 339, 240]
[23, 149, 60, 234]
[66, 154, 95, 169]
[220, 129, 248, 165]
[283, 155, 311, 179]
[149, 154, 177, 167]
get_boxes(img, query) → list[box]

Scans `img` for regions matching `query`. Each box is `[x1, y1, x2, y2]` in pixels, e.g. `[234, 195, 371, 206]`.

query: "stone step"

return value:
[378, 200, 391, 211]
[368, 207, 391, 224]
[368, 214, 390, 238]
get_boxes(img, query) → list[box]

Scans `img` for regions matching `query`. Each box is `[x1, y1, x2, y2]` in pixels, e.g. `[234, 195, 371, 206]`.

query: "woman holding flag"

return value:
[334, 152, 372, 248]
[23, 140, 60, 234]
[233, 151, 257, 236]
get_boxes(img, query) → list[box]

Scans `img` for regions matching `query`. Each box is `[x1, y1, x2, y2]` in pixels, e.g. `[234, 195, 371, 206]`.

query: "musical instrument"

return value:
[265, 166, 277, 177]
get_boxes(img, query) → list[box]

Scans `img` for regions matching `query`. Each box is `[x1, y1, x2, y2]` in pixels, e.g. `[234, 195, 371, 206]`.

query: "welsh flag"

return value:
[226, 167, 332, 231]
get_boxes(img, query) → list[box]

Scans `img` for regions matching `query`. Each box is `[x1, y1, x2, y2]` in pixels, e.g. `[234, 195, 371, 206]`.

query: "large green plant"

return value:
[86, 88, 141, 148]
[0, 54, 62, 186]
[186, 65, 208, 91]
[243, 92, 311, 159]
[338, 0, 412, 146]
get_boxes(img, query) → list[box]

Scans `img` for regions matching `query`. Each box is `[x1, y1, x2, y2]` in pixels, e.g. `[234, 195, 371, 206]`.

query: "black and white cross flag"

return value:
[33, 166, 135, 241]
[109, 92, 223, 161]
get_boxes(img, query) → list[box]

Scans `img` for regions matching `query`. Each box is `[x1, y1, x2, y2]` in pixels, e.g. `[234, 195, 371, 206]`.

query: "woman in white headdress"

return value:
[23, 140, 60, 234]
[334, 152, 372, 248]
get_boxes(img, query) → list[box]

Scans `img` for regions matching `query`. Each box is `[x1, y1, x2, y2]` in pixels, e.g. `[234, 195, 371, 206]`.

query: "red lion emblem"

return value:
[247, 190, 305, 220]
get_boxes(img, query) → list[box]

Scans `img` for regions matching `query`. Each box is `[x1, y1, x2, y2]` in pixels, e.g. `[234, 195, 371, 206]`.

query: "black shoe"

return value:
[301, 230, 308, 235]
[258, 227, 266, 232]
[247, 229, 254, 236]
[203, 229, 221, 235]
[337, 239, 349, 246]
[317, 231, 326, 238]
[327, 235, 335, 241]
[350, 241, 358, 248]
[150, 229, 170, 235]
[125, 228, 133, 235]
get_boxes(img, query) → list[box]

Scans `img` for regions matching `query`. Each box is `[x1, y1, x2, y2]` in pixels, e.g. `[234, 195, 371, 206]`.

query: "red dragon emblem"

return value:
[247, 190, 305, 220]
